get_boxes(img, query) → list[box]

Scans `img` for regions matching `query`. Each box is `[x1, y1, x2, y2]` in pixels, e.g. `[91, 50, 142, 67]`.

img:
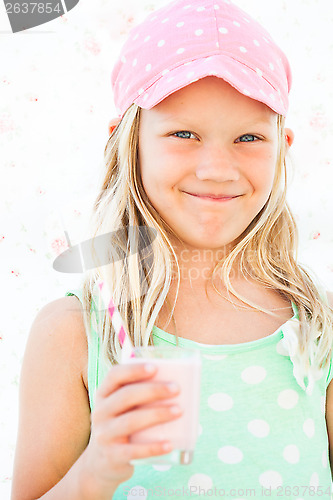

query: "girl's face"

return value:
[138, 76, 292, 251]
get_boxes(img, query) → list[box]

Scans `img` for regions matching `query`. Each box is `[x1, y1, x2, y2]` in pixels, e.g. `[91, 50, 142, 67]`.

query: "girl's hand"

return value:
[81, 362, 182, 492]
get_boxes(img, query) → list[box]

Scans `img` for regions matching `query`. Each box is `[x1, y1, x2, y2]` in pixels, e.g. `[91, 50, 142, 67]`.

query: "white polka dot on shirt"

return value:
[144, 35, 151, 42]
[146, 63, 152, 72]
[177, 47, 185, 54]
[303, 418, 315, 438]
[127, 486, 147, 500]
[219, 27, 228, 34]
[162, 18, 169, 23]
[254, 39, 260, 46]
[283, 444, 300, 464]
[195, 29, 204, 36]
[247, 419, 270, 438]
[208, 392, 233, 411]
[239, 46, 247, 53]
[218, 445, 243, 464]
[176, 21, 185, 27]
[188, 474, 213, 491]
[233, 21, 241, 27]
[241, 366, 266, 384]
[152, 464, 172, 471]
[259, 470, 283, 489]
[214, 4, 220, 9]
[162, 69, 170, 76]
[157, 40, 165, 47]
[269, 62, 275, 70]
[309, 472, 319, 487]
[277, 389, 299, 409]
[132, 58, 137, 67]
[197, 6, 205, 11]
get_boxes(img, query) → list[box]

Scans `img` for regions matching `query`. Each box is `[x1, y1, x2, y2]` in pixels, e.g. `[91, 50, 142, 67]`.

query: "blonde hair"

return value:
[82, 103, 333, 394]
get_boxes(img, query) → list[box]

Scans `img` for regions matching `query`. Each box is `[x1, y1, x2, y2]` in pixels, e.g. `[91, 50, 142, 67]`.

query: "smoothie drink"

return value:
[128, 346, 201, 465]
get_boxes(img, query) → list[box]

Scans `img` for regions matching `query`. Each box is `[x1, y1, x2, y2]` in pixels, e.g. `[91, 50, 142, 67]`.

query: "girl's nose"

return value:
[195, 144, 240, 182]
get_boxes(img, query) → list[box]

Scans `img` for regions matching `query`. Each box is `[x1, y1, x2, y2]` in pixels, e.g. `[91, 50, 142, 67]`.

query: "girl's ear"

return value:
[108, 117, 121, 136]
[284, 128, 295, 148]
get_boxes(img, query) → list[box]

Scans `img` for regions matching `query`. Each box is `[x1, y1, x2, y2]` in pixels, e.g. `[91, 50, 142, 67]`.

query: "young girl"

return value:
[11, 0, 333, 499]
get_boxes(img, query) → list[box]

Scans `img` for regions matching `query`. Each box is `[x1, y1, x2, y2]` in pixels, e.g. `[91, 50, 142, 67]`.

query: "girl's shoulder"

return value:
[29, 295, 88, 389]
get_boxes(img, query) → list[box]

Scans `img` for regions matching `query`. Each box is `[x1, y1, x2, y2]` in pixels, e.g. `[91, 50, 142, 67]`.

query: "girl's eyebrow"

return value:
[158, 115, 274, 128]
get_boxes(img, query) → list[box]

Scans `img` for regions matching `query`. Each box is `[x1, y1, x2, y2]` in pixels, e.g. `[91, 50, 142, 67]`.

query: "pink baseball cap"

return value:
[111, 0, 292, 118]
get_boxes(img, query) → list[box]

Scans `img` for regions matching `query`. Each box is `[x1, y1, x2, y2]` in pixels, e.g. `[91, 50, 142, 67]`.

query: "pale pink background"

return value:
[1, 0, 333, 497]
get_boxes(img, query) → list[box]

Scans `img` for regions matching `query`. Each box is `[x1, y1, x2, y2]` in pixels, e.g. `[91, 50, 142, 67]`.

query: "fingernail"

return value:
[144, 363, 156, 373]
[170, 405, 181, 415]
[167, 383, 179, 393]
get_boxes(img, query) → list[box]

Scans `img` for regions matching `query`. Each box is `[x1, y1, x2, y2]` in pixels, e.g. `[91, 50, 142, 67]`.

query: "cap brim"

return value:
[134, 54, 288, 117]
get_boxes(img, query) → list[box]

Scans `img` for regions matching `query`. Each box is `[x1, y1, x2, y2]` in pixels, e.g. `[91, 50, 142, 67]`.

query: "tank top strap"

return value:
[66, 289, 103, 411]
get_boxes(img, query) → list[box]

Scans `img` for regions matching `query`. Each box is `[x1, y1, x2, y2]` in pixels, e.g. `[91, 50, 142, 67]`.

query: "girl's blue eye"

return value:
[236, 134, 259, 143]
[173, 131, 196, 139]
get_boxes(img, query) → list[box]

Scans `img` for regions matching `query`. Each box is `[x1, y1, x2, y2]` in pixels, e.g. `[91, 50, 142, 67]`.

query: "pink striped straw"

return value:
[98, 280, 135, 361]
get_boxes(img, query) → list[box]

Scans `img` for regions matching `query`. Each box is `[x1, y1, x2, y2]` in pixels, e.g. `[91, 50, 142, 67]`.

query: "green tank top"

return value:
[66, 290, 333, 499]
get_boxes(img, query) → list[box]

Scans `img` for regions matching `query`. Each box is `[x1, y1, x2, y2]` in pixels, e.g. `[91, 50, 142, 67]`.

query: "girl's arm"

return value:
[11, 296, 181, 500]
[10, 296, 95, 500]
[326, 380, 333, 479]
[325, 292, 333, 479]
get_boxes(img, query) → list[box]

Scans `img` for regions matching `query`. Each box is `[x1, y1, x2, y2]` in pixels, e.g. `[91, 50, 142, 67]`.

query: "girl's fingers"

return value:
[101, 404, 183, 440]
[95, 379, 180, 420]
[113, 441, 174, 464]
[96, 362, 157, 400]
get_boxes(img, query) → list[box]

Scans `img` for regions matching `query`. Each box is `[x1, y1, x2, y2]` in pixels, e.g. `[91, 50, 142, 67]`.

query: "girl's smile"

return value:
[138, 76, 293, 251]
